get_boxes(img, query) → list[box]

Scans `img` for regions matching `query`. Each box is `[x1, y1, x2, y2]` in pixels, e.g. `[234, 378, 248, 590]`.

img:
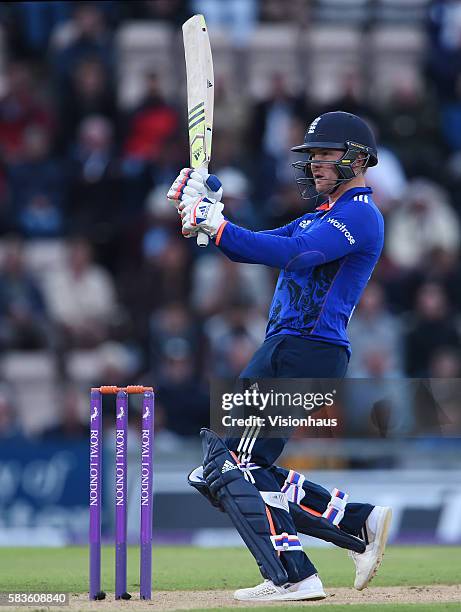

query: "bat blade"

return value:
[183, 14, 214, 247]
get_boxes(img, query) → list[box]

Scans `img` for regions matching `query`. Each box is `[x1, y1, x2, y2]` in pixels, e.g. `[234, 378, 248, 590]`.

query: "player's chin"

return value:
[314, 179, 334, 193]
[314, 179, 329, 193]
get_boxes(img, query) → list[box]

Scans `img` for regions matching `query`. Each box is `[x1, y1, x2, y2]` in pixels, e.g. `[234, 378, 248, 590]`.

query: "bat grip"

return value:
[196, 166, 209, 247]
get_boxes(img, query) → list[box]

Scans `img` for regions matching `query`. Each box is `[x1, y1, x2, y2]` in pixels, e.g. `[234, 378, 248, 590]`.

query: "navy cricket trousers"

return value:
[234, 334, 349, 465]
[240, 334, 349, 379]
[224, 334, 372, 583]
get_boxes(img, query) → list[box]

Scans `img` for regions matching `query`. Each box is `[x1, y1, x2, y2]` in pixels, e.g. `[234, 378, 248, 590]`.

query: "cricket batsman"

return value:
[168, 111, 392, 601]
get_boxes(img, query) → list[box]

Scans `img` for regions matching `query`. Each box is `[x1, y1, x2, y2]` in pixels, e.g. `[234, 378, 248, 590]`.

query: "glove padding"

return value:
[167, 168, 223, 212]
[181, 195, 225, 238]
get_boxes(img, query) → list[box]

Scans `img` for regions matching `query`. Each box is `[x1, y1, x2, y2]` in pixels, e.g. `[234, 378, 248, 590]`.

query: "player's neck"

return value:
[328, 175, 367, 206]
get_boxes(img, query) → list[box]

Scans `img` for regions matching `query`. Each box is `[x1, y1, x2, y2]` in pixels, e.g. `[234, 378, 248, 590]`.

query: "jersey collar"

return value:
[315, 186, 373, 211]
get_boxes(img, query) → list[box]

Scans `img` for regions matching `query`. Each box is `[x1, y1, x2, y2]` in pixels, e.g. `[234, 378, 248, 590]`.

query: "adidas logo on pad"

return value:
[221, 460, 238, 473]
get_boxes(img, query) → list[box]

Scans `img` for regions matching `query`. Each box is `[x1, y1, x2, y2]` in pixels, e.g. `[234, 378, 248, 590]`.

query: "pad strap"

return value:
[322, 488, 349, 526]
[271, 533, 303, 552]
[281, 469, 306, 504]
[230, 454, 260, 484]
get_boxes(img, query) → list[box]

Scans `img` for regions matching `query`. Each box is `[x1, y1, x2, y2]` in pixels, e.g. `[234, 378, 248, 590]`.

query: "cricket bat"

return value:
[182, 14, 214, 247]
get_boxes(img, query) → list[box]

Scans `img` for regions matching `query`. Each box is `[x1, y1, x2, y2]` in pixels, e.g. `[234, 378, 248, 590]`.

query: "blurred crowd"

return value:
[0, 0, 461, 442]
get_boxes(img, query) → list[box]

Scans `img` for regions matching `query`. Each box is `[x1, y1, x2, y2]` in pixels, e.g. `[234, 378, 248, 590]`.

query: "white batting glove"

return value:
[180, 195, 225, 238]
[167, 168, 223, 211]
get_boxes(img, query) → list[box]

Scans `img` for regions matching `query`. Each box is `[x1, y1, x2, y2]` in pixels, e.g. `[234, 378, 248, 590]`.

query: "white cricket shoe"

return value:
[349, 505, 392, 590]
[233, 574, 326, 601]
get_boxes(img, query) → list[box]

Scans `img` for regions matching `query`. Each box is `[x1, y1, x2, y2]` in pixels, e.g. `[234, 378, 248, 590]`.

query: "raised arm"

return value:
[215, 208, 380, 270]
[217, 219, 300, 264]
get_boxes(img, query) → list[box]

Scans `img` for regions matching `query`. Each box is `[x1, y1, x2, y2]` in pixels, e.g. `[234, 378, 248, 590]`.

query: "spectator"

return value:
[123, 72, 179, 163]
[149, 303, 200, 375]
[424, 246, 461, 308]
[155, 339, 209, 437]
[248, 74, 310, 198]
[376, 74, 443, 180]
[427, 356, 461, 436]
[345, 377, 414, 438]
[0, 237, 49, 350]
[220, 331, 260, 377]
[386, 178, 460, 269]
[68, 115, 122, 237]
[445, 148, 461, 210]
[141, 184, 184, 256]
[325, 71, 376, 121]
[348, 282, 403, 377]
[42, 237, 119, 348]
[118, 190, 192, 346]
[426, 0, 461, 151]
[352, 349, 397, 379]
[404, 282, 461, 376]
[214, 166, 260, 228]
[0, 384, 22, 439]
[81, 341, 140, 418]
[96, 340, 139, 388]
[142, 232, 191, 321]
[261, 0, 309, 23]
[50, 2, 114, 87]
[58, 57, 117, 151]
[0, 63, 55, 163]
[248, 73, 308, 189]
[122, 0, 191, 25]
[365, 145, 407, 213]
[206, 130, 246, 179]
[191, 254, 273, 316]
[10, 1, 71, 58]
[7, 124, 65, 237]
[265, 182, 312, 228]
[429, 347, 461, 377]
[192, 0, 258, 46]
[390, 246, 461, 317]
[41, 383, 87, 439]
[214, 75, 248, 135]
[204, 297, 267, 376]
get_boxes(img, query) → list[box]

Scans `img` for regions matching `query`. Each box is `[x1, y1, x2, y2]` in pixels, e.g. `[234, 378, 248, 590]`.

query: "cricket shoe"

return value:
[233, 574, 326, 601]
[349, 505, 392, 590]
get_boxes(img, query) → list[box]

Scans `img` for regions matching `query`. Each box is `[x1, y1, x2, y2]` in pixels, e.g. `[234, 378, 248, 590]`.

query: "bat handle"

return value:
[196, 165, 210, 248]
[197, 232, 209, 247]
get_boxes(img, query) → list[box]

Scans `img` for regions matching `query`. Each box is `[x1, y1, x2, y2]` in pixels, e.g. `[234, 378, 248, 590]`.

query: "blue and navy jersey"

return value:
[214, 187, 384, 355]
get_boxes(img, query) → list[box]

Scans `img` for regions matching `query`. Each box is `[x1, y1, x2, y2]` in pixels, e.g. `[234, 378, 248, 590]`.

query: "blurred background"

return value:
[0, 0, 460, 549]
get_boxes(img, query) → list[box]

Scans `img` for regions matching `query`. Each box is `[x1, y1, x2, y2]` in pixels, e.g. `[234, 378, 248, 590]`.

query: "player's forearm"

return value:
[215, 222, 327, 269]
[215, 220, 296, 263]
[210, 221, 261, 264]
[217, 242, 256, 264]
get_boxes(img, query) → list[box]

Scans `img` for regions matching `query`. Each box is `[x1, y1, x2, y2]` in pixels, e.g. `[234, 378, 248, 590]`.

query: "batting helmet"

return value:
[291, 111, 378, 199]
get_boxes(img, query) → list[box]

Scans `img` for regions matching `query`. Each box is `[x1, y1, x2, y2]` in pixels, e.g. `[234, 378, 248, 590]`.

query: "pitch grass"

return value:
[0, 545, 459, 595]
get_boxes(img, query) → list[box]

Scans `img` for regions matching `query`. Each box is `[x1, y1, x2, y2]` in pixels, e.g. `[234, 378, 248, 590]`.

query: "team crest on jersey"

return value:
[299, 219, 312, 229]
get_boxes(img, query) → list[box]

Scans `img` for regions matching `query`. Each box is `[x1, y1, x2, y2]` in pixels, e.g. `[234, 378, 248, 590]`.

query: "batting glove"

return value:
[167, 168, 223, 211]
[180, 195, 225, 238]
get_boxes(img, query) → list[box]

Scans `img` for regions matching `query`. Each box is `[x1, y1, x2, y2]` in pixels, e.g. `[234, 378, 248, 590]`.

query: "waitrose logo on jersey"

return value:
[327, 218, 356, 245]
